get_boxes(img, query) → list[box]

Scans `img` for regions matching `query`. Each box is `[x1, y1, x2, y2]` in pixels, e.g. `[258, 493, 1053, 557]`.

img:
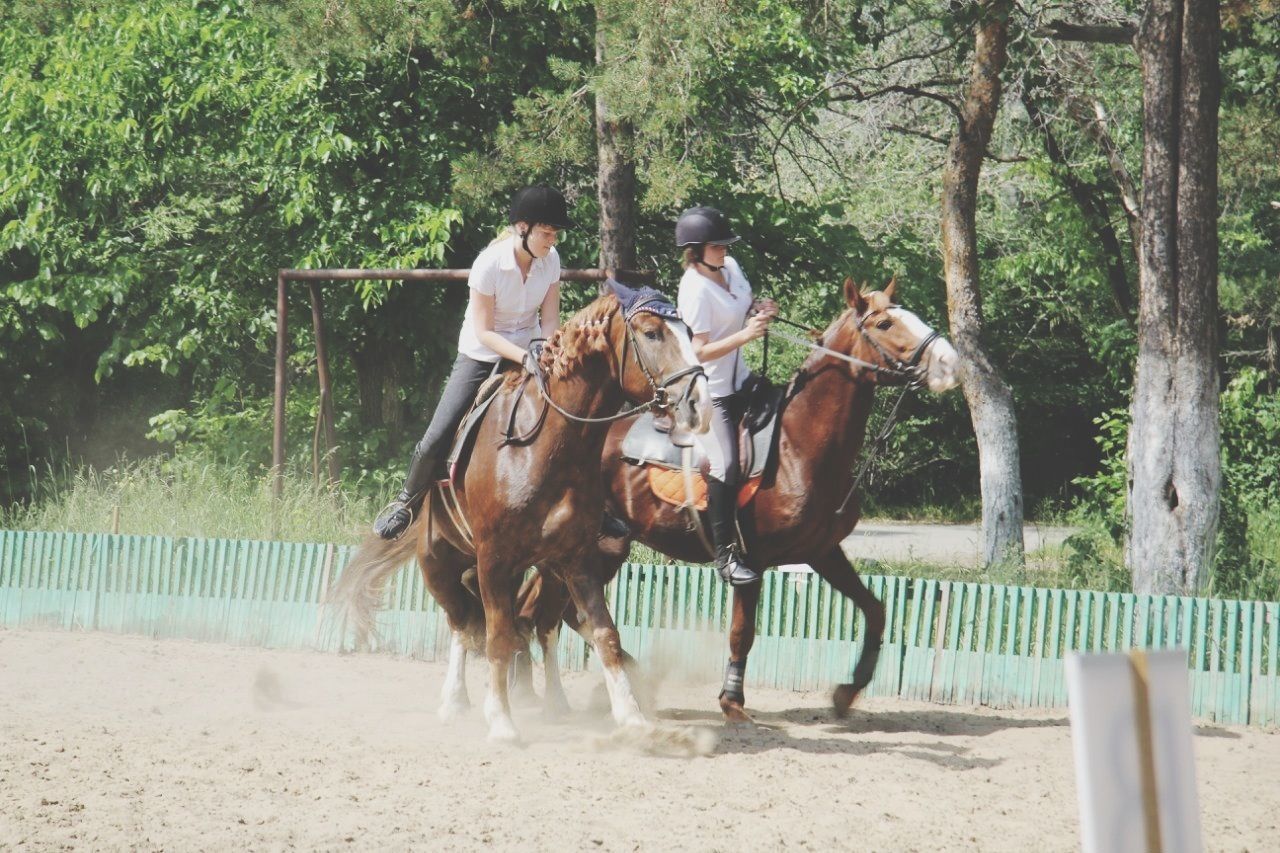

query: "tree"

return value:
[1127, 0, 1222, 595]
[941, 0, 1025, 569]
[593, 1, 637, 270]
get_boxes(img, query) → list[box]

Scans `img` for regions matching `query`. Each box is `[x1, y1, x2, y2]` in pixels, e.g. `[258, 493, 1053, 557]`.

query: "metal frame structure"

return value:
[271, 267, 656, 497]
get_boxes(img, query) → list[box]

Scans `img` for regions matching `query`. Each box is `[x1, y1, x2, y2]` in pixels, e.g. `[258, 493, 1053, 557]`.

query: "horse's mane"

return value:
[501, 293, 620, 388]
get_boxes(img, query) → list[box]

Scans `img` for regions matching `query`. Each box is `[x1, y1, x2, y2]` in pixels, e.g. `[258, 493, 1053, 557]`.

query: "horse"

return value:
[328, 286, 712, 742]
[515, 277, 961, 722]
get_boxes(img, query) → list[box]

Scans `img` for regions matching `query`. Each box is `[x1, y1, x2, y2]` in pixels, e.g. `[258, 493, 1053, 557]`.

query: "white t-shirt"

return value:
[457, 235, 561, 363]
[677, 256, 753, 397]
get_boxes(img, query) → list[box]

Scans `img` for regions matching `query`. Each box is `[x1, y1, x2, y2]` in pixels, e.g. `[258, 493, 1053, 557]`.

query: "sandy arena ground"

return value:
[1, 629, 1276, 851]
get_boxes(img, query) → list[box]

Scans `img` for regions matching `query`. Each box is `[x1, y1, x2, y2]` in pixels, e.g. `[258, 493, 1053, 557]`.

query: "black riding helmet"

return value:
[675, 206, 738, 271]
[509, 185, 574, 258]
[675, 206, 739, 247]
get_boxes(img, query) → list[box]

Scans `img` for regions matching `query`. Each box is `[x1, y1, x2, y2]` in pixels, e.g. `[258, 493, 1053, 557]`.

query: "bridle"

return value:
[525, 299, 705, 426]
[767, 305, 944, 514]
[767, 307, 939, 387]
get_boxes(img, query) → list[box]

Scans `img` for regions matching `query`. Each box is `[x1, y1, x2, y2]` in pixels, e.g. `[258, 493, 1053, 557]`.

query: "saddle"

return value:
[444, 371, 510, 484]
[620, 376, 785, 511]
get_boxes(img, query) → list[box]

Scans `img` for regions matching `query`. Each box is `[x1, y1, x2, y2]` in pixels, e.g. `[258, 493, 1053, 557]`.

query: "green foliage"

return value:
[0, 0, 1277, 599]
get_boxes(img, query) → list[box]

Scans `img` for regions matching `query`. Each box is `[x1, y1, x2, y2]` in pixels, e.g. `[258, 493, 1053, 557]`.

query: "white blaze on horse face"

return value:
[665, 319, 712, 436]
[887, 307, 960, 393]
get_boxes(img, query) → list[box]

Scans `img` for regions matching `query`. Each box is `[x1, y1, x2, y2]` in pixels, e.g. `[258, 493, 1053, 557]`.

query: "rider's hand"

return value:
[745, 312, 772, 341]
[751, 298, 779, 318]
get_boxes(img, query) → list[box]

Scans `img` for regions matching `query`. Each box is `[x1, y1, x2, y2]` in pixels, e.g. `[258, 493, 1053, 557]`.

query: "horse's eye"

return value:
[644, 330, 660, 341]
[876, 319, 893, 331]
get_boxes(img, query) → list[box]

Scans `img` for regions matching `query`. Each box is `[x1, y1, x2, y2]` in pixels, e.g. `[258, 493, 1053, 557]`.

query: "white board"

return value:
[1065, 649, 1203, 853]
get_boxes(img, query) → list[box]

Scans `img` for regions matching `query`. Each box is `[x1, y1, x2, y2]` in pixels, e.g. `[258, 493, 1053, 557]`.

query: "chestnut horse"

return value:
[329, 288, 711, 741]
[517, 278, 960, 721]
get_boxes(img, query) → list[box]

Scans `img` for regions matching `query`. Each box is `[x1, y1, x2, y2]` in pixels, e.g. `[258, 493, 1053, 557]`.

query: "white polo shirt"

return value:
[457, 235, 561, 363]
[677, 256, 753, 397]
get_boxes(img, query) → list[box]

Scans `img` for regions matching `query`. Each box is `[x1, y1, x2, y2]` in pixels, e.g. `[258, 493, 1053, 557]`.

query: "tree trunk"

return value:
[1127, 0, 1221, 596]
[594, 1, 637, 271]
[942, 0, 1025, 570]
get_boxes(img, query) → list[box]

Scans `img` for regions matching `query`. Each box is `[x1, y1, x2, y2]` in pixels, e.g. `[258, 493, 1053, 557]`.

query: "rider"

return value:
[373, 185, 573, 540]
[675, 206, 777, 586]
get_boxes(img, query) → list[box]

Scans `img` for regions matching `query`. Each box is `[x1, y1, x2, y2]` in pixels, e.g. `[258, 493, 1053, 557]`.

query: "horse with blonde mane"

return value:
[329, 284, 710, 742]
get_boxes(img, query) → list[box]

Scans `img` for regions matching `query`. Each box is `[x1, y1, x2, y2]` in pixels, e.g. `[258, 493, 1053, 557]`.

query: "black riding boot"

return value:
[372, 447, 438, 540]
[707, 478, 759, 586]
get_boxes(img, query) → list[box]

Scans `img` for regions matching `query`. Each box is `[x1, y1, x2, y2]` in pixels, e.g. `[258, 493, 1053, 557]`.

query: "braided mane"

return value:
[535, 293, 621, 380]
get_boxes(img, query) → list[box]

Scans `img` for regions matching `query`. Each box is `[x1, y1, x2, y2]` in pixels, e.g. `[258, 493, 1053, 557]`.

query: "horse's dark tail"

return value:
[325, 514, 425, 651]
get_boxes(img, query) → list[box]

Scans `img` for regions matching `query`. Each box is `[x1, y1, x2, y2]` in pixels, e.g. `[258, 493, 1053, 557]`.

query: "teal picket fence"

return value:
[1, 529, 1276, 726]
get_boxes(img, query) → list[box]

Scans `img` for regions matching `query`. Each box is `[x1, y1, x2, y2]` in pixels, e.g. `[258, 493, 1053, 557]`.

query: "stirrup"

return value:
[716, 548, 760, 587]
[372, 496, 416, 541]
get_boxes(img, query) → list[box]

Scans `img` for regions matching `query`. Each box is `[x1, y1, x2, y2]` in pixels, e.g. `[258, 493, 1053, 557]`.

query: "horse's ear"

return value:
[883, 275, 898, 302]
[843, 277, 868, 313]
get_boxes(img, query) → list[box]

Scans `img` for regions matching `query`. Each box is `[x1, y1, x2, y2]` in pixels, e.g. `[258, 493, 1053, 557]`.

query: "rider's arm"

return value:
[690, 314, 771, 363]
[539, 281, 560, 341]
[471, 289, 531, 364]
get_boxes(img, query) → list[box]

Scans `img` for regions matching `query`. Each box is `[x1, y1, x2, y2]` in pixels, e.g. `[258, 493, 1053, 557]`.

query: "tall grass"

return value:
[3, 455, 377, 544]
[8, 455, 1274, 600]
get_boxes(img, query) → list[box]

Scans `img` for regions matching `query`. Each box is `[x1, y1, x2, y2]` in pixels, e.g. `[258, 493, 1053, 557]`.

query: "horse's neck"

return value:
[780, 365, 876, 482]
[534, 359, 622, 439]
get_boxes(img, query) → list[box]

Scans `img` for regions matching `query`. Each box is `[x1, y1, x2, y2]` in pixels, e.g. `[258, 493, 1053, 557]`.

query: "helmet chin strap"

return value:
[519, 227, 536, 259]
[694, 245, 724, 272]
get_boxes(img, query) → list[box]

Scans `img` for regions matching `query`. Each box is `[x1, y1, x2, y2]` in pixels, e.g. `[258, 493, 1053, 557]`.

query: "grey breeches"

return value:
[703, 392, 747, 486]
[408, 354, 500, 479]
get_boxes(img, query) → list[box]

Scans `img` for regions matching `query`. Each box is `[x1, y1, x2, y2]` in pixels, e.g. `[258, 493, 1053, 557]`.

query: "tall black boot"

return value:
[372, 447, 437, 540]
[706, 478, 759, 586]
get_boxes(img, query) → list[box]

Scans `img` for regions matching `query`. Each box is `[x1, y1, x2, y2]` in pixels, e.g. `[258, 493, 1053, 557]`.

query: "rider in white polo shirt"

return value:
[675, 206, 777, 585]
[373, 186, 572, 540]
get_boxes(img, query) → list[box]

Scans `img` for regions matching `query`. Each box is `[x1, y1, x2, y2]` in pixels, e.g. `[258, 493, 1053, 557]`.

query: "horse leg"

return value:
[718, 579, 762, 724]
[418, 540, 481, 721]
[561, 565, 646, 729]
[476, 552, 523, 743]
[807, 546, 886, 718]
[515, 567, 574, 716]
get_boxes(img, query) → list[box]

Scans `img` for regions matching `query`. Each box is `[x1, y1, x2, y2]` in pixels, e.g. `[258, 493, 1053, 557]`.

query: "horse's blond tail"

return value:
[325, 515, 424, 651]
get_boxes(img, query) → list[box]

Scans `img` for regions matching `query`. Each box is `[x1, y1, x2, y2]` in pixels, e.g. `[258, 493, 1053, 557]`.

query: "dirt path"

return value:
[842, 521, 1075, 566]
[1, 630, 1274, 851]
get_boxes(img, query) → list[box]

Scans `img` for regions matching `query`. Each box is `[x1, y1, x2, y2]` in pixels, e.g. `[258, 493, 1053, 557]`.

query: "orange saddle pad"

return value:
[646, 466, 761, 511]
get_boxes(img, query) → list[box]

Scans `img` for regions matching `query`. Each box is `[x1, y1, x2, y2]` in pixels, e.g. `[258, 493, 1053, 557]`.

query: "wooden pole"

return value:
[272, 271, 288, 501]
[1128, 649, 1163, 853]
[308, 283, 340, 487]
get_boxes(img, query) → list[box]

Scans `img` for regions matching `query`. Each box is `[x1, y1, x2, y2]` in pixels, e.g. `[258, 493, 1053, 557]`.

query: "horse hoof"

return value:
[719, 696, 755, 726]
[487, 718, 522, 744]
[616, 712, 650, 731]
[438, 699, 470, 722]
[832, 683, 859, 719]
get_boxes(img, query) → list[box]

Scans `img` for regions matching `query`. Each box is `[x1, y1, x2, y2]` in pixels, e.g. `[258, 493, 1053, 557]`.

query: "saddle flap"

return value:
[445, 372, 507, 477]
